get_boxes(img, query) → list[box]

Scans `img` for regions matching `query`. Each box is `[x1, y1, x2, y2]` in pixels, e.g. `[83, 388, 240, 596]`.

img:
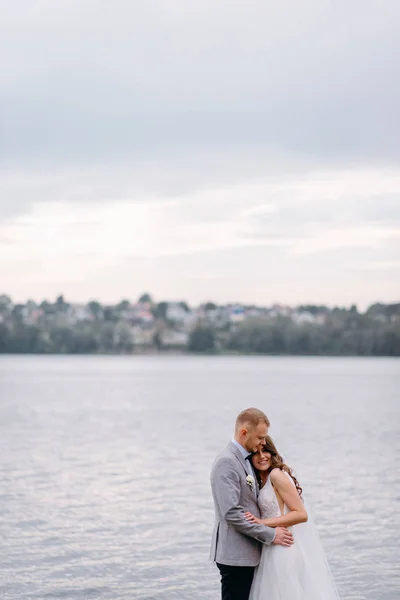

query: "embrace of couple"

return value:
[210, 408, 340, 600]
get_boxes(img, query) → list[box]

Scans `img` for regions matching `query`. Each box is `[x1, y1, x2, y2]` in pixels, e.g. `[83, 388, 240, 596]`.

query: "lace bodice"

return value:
[258, 476, 282, 519]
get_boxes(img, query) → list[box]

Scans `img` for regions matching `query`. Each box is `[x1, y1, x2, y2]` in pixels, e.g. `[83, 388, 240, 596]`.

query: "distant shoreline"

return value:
[1, 296, 399, 356]
[1, 349, 399, 357]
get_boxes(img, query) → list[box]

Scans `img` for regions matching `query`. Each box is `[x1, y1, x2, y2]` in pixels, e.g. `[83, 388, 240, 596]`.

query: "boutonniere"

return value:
[246, 474, 255, 489]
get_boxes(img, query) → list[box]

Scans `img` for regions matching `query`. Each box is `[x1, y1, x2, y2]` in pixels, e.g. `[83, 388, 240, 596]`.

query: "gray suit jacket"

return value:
[210, 441, 275, 567]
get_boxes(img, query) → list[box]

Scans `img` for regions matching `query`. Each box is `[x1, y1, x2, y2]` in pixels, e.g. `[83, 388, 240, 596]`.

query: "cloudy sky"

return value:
[1, 0, 399, 308]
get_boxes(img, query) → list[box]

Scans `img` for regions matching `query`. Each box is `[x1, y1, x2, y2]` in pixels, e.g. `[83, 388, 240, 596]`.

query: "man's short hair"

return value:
[235, 407, 270, 432]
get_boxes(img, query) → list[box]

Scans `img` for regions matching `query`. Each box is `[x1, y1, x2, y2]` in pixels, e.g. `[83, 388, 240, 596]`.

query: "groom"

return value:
[210, 408, 294, 600]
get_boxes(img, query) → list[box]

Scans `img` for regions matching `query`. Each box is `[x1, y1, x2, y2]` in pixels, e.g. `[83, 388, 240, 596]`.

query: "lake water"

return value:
[0, 356, 399, 600]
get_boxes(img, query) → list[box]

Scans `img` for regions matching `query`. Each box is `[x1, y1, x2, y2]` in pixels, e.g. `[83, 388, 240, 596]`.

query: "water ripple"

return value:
[0, 356, 399, 599]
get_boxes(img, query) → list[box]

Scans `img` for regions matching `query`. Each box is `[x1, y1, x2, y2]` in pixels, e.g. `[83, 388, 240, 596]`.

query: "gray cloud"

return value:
[1, 1, 400, 306]
[243, 192, 400, 240]
[1, 0, 399, 169]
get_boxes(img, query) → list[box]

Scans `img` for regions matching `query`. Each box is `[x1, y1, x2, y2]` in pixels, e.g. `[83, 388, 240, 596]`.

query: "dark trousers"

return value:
[216, 563, 255, 600]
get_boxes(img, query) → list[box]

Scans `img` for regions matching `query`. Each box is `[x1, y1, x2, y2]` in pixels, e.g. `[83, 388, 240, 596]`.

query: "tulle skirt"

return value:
[249, 521, 340, 600]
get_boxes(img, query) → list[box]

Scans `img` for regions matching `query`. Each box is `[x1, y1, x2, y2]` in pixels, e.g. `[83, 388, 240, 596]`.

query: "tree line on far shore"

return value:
[0, 296, 399, 356]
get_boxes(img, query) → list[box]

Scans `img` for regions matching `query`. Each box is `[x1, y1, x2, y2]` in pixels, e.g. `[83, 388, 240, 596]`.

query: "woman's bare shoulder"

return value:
[269, 468, 291, 486]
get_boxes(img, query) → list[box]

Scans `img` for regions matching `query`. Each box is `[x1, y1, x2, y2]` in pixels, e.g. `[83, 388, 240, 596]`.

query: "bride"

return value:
[246, 436, 340, 600]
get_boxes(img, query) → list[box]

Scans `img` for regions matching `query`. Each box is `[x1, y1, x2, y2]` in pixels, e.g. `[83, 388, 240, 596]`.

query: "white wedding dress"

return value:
[249, 473, 340, 600]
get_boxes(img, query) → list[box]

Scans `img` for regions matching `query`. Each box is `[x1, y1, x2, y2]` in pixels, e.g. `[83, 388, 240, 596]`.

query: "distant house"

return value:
[181, 309, 201, 332]
[228, 305, 246, 324]
[159, 329, 189, 348]
[246, 307, 267, 319]
[132, 325, 156, 347]
[204, 307, 229, 329]
[68, 304, 93, 323]
[367, 303, 400, 323]
[126, 303, 155, 326]
[292, 311, 317, 325]
[165, 302, 189, 325]
[269, 304, 292, 318]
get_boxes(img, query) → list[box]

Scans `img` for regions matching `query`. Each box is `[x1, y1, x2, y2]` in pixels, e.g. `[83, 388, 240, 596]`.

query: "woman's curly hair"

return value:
[258, 435, 303, 498]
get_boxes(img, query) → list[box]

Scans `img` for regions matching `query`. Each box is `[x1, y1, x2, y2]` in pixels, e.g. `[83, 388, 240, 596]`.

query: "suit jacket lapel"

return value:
[228, 441, 250, 475]
[228, 442, 257, 497]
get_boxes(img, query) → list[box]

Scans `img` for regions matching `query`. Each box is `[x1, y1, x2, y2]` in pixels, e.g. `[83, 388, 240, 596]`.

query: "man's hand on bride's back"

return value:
[273, 527, 294, 547]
